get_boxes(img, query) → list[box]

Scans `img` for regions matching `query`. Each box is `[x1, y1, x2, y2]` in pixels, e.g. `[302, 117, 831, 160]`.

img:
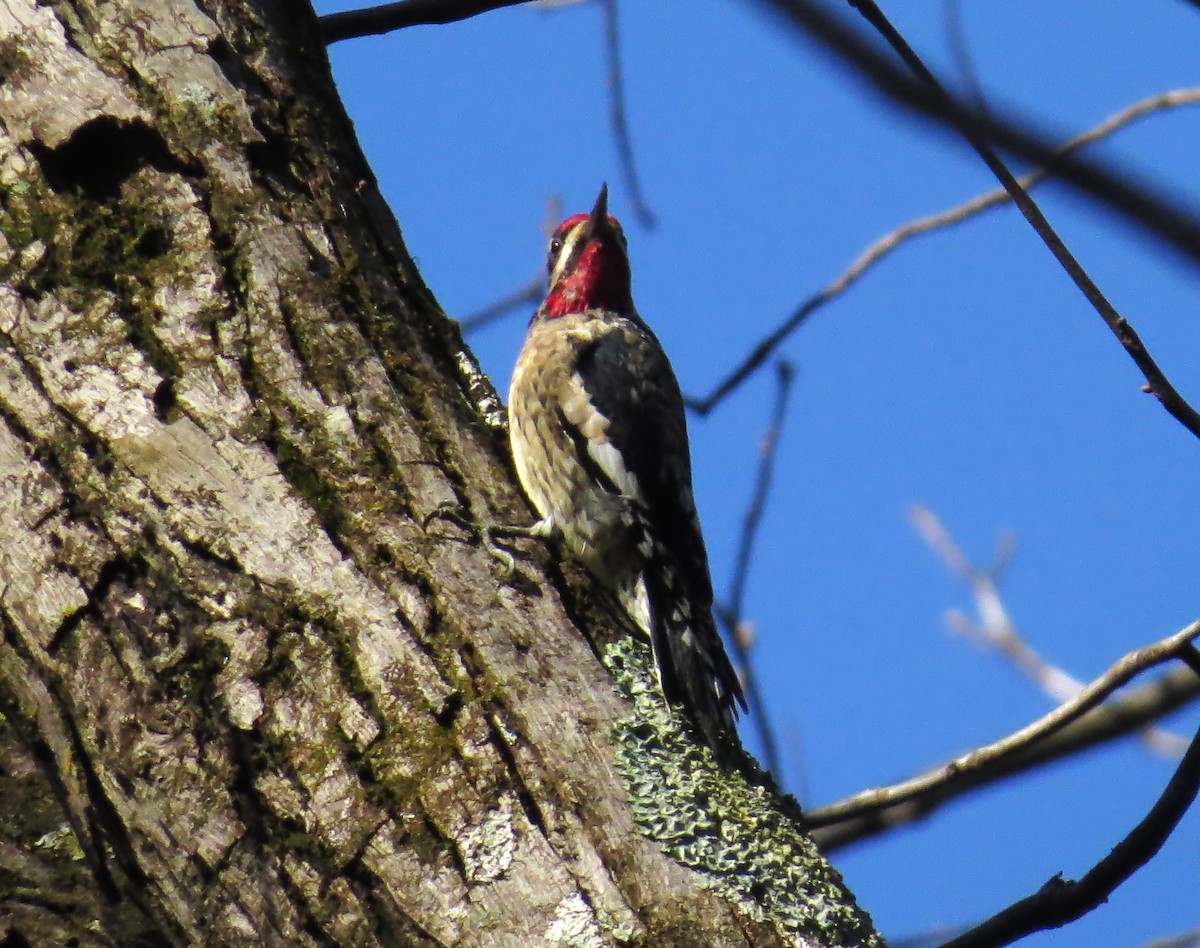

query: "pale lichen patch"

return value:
[544, 893, 606, 948]
[322, 404, 355, 439]
[208, 620, 268, 731]
[605, 637, 883, 948]
[175, 82, 221, 120]
[457, 792, 516, 884]
[33, 823, 84, 861]
[223, 677, 265, 731]
[337, 693, 381, 751]
[454, 347, 507, 431]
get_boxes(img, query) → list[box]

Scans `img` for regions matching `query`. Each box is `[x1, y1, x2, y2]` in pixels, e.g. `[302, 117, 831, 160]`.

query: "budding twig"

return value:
[910, 503, 1188, 758]
[808, 618, 1200, 829]
[600, 0, 656, 228]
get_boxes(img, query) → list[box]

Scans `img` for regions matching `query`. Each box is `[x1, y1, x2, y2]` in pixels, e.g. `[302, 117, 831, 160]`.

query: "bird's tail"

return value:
[641, 561, 747, 762]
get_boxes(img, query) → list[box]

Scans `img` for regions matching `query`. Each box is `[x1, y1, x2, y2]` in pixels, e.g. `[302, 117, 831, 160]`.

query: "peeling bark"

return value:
[0, 1, 881, 945]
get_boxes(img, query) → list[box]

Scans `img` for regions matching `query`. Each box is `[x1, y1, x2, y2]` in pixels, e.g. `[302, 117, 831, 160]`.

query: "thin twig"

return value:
[459, 277, 544, 332]
[325, 0, 1200, 263]
[459, 195, 561, 332]
[324, 0, 1200, 267]
[600, 0, 655, 228]
[812, 664, 1200, 852]
[890, 931, 965, 948]
[911, 503, 1188, 757]
[942, 0, 988, 122]
[807, 619, 1200, 828]
[324, 0, 657, 223]
[845, 0, 1200, 442]
[1146, 928, 1200, 948]
[687, 288, 825, 415]
[715, 361, 795, 778]
[688, 88, 1200, 414]
[940, 718, 1200, 947]
[762, 0, 1200, 267]
[320, 0, 529, 43]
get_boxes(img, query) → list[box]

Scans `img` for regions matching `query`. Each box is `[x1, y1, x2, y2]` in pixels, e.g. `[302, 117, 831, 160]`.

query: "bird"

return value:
[507, 183, 746, 759]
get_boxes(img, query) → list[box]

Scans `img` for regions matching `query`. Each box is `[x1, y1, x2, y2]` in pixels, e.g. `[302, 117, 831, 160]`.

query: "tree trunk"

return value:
[0, 2, 880, 945]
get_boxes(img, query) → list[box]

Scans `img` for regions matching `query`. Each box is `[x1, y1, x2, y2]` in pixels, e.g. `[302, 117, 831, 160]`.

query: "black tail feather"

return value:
[643, 561, 746, 762]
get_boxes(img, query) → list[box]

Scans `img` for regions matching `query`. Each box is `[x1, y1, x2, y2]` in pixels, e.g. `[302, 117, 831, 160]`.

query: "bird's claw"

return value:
[423, 501, 472, 533]
[422, 503, 542, 580]
[480, 524, 519, 579]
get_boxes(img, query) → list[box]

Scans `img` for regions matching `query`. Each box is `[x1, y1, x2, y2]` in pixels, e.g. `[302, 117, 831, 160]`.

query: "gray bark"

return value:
[0, 1, 881, 945]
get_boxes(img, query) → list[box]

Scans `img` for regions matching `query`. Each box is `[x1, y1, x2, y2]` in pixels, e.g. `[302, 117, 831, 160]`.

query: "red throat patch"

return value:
[544, 236, 633, 318]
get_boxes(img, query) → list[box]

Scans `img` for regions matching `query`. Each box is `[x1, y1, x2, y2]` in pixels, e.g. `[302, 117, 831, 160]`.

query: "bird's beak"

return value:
[584, 183, 609, 239]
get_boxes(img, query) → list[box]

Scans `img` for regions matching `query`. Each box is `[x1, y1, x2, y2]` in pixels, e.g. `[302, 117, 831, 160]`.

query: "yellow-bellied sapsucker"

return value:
[508, 184, 746, 758]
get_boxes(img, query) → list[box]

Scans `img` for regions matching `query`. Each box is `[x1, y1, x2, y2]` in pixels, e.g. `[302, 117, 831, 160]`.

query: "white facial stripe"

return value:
[549, 221, 590, 286]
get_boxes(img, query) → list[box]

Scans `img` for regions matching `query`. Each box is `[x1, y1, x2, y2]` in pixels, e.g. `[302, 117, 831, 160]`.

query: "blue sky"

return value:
[313, 1, 1200, 943]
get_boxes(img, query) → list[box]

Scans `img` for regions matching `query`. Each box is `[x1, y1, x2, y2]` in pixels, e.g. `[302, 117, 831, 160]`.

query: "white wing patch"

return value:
[561, 370, 645, 504]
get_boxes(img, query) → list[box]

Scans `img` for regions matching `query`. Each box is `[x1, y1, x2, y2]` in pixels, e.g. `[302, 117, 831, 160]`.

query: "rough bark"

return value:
[0, 1, 881, 945]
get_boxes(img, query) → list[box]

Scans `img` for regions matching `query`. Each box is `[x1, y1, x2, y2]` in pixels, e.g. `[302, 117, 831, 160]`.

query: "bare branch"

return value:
[715, 361, 795, 779]
[912, 504, 1189, 757]
[322, 1, 1200, 267]
[458, 277, 544, 332]
[813, 664, 1200, 852]
[459, 195, 560, 332]
[807, 619, 1200, 830]
[761, 0, 1200, 267]
[845, 0, 1200, 441]
[941, 0, 988, 120]
[320, 0, 529, 43]
[688, 88, 1200, 414]
[940, 718, 1200, 947]
[1146, 928, 1200, 948]
[323, 0, 657, 229]
[600, 0, 656, 227]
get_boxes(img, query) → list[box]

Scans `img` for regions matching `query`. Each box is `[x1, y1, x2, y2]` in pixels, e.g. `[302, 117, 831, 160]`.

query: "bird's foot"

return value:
[423, 502, 552, 579]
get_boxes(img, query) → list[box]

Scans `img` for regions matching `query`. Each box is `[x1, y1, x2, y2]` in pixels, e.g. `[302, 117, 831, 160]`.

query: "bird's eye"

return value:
[549, 238, 564, 256]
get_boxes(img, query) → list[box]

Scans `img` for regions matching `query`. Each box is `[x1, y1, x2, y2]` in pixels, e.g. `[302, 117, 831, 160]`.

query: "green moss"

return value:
[606, 638, 883, 947]
[324, 623, 385, 732]
[0, 35, 34, 85]
[361, 722, 463, 866]
[145, 79, 257, 155]
[0, 177, 183, 385]
[271, 428, 349, 539]
[33, 823, 85, 861]
[331, 254, 369, 315]
[0, 177, 59, 255]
